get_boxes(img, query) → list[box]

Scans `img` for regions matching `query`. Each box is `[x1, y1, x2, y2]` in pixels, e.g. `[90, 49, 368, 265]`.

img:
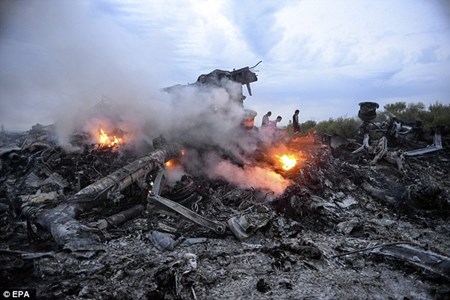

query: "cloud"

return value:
[266, 0, 450, 97]
[223, 1, 285, 58]
[118, 0, 259, 83]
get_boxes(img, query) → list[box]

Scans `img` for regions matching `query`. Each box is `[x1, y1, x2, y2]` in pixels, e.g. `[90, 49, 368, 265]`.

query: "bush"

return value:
[299, 101, 449, 139]
[314, 117, 360, 139]
[378, 101, 450, 130]
[300, 120, 317, 132]
[427, 102, 450, 129]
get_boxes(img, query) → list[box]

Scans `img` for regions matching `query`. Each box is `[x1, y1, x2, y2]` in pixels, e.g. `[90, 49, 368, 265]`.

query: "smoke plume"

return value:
[209, 158, 291, 195]
[0, 1, 290, 194]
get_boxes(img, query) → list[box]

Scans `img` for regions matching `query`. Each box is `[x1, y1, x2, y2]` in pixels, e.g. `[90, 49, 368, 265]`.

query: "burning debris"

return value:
[97, 128, 124, 148]
[277, 154, 298, 171]
[1, 67, 449, 299]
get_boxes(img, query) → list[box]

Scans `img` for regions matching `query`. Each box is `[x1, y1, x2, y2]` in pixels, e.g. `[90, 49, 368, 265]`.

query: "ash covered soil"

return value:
[1, 130, 449, 299]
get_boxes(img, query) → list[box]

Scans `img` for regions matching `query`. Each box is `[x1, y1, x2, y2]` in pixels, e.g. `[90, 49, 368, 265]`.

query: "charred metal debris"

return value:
[1, 77, 449, 298]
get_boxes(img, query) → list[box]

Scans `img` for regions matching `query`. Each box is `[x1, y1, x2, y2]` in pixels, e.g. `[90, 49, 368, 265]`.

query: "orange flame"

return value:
[165, 159, 174, 168]
[276, 154, 298, 171]
[98, 128, 123, 147]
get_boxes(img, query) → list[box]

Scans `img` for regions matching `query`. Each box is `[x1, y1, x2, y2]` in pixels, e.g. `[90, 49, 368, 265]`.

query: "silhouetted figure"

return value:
[270, 116, 282, 128]
[293, 109, 300, 133]
[261, 115, 282, 143]
[261, 111, 272, 127]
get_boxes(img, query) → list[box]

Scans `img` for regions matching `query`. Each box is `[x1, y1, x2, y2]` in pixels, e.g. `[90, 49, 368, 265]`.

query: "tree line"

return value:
[288, 101, 450, 139]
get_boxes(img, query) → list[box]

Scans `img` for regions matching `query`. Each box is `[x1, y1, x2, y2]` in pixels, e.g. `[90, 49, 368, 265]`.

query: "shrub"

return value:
[298, 101, 449, 139]
[300, 120, 317, 132]
[314, 117, 360, 139]
[378, 101, 450, 130]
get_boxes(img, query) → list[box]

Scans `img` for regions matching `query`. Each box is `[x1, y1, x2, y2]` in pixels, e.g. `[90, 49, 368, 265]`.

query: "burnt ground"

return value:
[0, 129, 449, 299]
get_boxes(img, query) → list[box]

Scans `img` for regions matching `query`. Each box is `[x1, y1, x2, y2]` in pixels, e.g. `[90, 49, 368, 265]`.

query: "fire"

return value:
[165, 159, 174, 168]
[98, 128, 123, 147]
[276, 154, 298, 171]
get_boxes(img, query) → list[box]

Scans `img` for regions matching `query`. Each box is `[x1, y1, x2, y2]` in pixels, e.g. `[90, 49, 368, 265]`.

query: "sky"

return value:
[1, 0, 450, 131]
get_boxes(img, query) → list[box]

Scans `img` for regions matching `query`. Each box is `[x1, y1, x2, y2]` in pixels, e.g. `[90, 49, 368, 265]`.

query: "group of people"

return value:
[258, 109, 300, 143]
[261, 109, 301, 133]
[261, 111, 281, 129]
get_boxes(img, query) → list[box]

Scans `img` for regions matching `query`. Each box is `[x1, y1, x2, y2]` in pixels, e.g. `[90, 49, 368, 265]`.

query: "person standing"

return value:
[261, 111, 272, 127]
[292, 109, 300, 133]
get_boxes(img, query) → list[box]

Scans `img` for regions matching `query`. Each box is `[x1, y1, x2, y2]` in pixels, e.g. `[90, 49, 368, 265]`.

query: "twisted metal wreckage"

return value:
[335, 101, 444, 172]
[1, 63, 449, 298]
[21, 138, 181, 252]
[17, 62, 263, 253]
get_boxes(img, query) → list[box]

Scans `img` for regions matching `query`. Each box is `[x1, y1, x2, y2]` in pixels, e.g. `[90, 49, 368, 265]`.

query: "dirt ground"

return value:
[1, 130, 449, 299]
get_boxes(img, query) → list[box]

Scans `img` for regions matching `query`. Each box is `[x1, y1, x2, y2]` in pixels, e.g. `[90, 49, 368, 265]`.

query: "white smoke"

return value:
[206, 154, 291, 195]
[0, 0, 168, 133]
[0, 1, 290, 194]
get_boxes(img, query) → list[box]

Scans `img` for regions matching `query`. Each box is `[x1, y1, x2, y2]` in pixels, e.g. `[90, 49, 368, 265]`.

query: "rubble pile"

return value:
[0, 125, 449, 299]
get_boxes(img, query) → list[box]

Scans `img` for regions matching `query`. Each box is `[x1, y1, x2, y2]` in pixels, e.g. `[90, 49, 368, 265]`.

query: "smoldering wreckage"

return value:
[1, 64, 449, 300]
